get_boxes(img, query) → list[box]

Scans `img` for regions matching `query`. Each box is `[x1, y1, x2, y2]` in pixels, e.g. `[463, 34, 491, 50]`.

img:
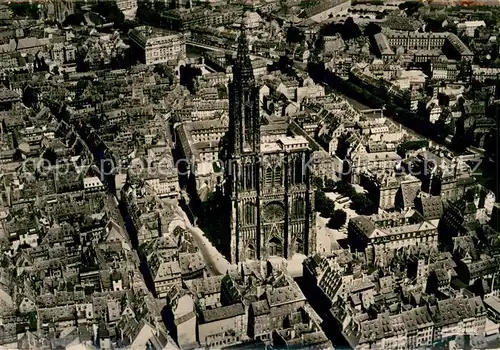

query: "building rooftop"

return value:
[266, 285, 306, 307]
[186, 275, 224, 296]
[251, 300, 270, 316]
[484, 295, 500, 314]
[130, 26, 181, 40]
[200, 302, 245, 323]
[418, 195, 443, 220]
[277, 135, 308, 147]
[402, 306, 433, 331]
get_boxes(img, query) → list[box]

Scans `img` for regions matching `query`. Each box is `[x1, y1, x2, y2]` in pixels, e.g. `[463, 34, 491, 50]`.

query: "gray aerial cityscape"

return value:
[0, 0, 499, 349]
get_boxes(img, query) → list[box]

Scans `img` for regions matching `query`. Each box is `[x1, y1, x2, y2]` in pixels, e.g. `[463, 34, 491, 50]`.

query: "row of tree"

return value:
[335, 180, 378, 215]
[313, 178, 378, 229]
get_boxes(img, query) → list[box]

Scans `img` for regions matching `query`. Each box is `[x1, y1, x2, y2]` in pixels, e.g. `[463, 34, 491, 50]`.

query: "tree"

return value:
[179, 65, 202, 94]
[315, 190, 336, 218]
[324, 178, 336, 191]
[277, 55, 294, 73]
[325, 179, 336, 187]
[351, 193, 376, 215]
[315, 190, 327, 213]
[342, 17, 362, 41]
[63, 13, 86, 26]
[320, 22, 343, 37]
[320, 198, 336, 218]
[397, 140, 429, 157]
[268, 103, 276, 115]
[314, 35, 325, 53]
[398, 1, 424, 16]
[335, 180, 355, 197]
[286, 26, 305, 44]
[312, 176, 324, 189]
[28, 312, 37, 331]
[22, 86, 38, 108]
[327, 209, 347, 229]
[43, 148, 57, 165]
[92, 2, 125, 26]
[364, 23, 381, 37]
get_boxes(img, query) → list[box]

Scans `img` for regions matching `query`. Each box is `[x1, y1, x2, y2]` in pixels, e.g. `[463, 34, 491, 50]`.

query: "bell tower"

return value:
[227, 18, 261, 156]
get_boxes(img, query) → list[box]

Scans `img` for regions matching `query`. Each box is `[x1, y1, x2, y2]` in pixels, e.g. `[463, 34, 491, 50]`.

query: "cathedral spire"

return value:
[234, 12, 253, 82]
[226, 10, 260, 156]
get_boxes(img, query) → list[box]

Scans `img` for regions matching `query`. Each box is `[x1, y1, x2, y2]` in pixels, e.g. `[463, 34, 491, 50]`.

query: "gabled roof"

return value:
[400, 180, 420, 209]
[200, 302, 245, 323]
[418, 195, 443, 220]
[350, 216, 376, 238]
[16, 37, 42, 50]
[105, 219, 129, 245]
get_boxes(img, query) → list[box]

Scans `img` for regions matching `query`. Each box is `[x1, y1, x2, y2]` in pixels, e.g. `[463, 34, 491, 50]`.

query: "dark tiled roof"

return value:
[400, 181, 420, 208]
[200, 303, 245, 323]
[251, 300, 270, 316]
[350, 216, 376, 238]
[419, 195, 443, 219]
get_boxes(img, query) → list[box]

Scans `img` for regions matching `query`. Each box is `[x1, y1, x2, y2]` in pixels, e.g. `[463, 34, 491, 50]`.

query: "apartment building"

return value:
[129, 26, 186, 65]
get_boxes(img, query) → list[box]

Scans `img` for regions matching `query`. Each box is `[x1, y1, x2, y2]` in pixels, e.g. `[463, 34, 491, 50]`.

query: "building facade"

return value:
[129, 26, 186, 65]
[115, 0, 137, 12]
[221, 23, 315, 263]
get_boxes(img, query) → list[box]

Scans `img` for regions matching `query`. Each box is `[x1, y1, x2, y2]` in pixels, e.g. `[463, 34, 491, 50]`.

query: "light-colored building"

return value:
[472, 66, 500, 82]
[148, 253, 182, 298]
[197, 303, 246, 347]
[185, 275, 224, 309]
[457, 20, 486, 37]
[175, 118, 228, 193]
[312, 151, 336, 181]
[348, 212, 439, 262]
[378, 172, 400, 210]
[373, 30, 473, 61]
[144, 176, 179, 199]
[174, 295, 197, 347]
[83, 176, 105, 193]
[116, 0, 137, 11]
[129, 26, 186, 65]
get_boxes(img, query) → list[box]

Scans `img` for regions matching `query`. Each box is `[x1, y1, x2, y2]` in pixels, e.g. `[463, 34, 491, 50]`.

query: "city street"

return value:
[173, 204, 232, 276]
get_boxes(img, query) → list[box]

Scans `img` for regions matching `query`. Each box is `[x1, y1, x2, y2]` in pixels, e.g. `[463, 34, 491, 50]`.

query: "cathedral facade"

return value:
[220, 23, 316, 264]
[42, 0, 74, 23]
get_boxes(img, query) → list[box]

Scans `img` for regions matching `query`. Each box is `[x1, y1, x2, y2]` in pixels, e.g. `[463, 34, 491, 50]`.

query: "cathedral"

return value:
[220, 19, 316, 264]
[42, 0, 74, 23]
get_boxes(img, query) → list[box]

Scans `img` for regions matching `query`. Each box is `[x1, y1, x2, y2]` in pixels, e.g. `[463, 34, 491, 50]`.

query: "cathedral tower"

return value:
[222, 15, 316, 264]
[227, 20, 261, 155]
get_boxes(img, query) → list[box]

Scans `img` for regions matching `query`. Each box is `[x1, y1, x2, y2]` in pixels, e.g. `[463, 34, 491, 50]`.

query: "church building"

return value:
[220, 16, 316, 264]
